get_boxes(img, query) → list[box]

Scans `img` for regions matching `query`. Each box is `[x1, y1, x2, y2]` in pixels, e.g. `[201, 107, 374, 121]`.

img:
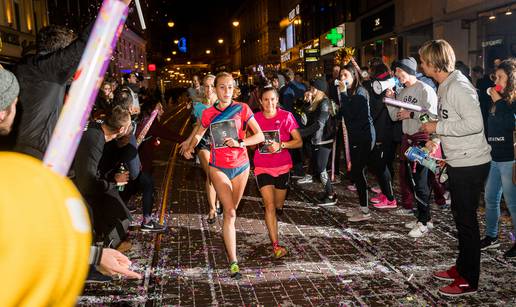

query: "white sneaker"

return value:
[346, 208, 361, 217]
[444, 191, 451, 205]
[394, 208, 414, 216]
[408, 222, 429, 238]
[405, 220, 434, 229]
[296, 175, 313, 184]
[348, 211, 371, 222]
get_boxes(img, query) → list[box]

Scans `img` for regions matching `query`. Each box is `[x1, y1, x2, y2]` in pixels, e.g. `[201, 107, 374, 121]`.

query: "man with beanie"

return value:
[386, 57, 439, 238]
[0, 68, 19, 136]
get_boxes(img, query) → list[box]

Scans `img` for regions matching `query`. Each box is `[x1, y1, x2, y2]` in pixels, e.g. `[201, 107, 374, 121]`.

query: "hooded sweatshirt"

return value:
[387, 80, 438, 136]
[435, 70, 491, 167]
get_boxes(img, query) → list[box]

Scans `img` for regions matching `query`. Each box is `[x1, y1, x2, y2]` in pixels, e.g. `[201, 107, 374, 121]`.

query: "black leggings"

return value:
[368, 143, 395, 201]
[312, 143, 333, 196]
[350, 140, 372, 207]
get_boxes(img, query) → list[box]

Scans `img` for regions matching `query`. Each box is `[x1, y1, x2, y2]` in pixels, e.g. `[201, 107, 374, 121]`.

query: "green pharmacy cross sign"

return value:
[326, 28, 343, 46]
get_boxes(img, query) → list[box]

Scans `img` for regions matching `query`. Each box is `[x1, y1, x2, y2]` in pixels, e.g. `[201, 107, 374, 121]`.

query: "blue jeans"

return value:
[484, 161, 516, 238]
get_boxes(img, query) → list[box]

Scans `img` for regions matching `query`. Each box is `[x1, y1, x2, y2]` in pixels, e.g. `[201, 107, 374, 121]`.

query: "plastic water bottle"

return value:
[404, 146, 438, 173]
[117, 163, 127, 192]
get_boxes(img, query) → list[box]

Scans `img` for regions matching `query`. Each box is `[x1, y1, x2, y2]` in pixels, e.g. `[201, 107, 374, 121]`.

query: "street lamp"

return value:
[173, 39, 179, 44]
[166, 57, 171, 61]
[187, 61, 191, 64]
[172, 51, 177, 55]
[232, 21, 239, 27]
[218, 38, 224, 44]
[168, 21, 175, 28]
[206, 49, 211, 54]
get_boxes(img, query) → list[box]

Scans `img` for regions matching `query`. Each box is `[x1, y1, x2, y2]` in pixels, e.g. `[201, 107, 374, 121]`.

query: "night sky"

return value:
[132, 0, 242, 62]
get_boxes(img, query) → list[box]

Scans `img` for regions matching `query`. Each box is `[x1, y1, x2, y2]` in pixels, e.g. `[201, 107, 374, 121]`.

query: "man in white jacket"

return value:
[420, 40, 491, 297]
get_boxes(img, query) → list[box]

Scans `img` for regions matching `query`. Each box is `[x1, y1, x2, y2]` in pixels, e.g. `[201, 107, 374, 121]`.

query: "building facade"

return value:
[396, 0, 516, 74]
[231, 0, 282, 73]
[0, 0, 49, 66]
[110, 27, 148, 85]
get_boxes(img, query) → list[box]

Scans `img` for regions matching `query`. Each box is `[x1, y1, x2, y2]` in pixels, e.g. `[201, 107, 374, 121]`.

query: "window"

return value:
[14, 0, 21, 31]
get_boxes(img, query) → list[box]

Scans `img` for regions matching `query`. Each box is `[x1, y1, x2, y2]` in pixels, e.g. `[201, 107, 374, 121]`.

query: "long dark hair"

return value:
[497, 58, 516, 104]
[342, 63, 363, 94]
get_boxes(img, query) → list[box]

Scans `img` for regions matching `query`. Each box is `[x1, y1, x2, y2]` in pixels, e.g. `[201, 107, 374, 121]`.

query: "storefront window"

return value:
[362, 37, 398, 67]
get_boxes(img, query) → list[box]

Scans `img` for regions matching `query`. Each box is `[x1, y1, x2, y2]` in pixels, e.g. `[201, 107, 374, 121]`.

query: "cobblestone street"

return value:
[78, 109, 516, 306]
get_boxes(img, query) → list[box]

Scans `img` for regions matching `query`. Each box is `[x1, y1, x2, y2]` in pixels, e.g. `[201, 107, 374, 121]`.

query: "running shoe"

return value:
[372, 195, 398, 209]
[438, 277, 477, 297]
[433, 265, 459, 281]
[370, 186, 381, 194]
[408, 222, 429, 238]
[371, 194, 385, 204]
[141, 220, 166, 232]
[317, 194, 337, 206]
[405, 220, 433, 230]
[348, 211, 371, 222]
[480, 236, 500, 251]
[504, 243, 516, 258]
[347, 184, 357, 191]
[230, 261, 241, 279]
[273, 245, 288, 259]
[296, 175, 313, 184]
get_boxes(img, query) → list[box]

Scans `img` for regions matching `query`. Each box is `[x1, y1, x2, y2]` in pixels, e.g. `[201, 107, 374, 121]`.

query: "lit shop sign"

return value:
[325, 27, 344, 47]
[481, 39, 503, 47]
[361, 5, 394, 41]
[320, 24, 346, 56]
[288, 4, 300, 21]
[304, 48, 320, 62]
[281, 51, 291, 63]
[178, 37, 187, 53]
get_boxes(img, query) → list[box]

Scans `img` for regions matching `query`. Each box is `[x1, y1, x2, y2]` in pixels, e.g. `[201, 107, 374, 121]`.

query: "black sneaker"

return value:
[85, 267, 112, 283]
[317, 194, 337, 206]
[480, 236, 500, 250]
[504, 243, 516, 258]
[141, 220, 166, 233]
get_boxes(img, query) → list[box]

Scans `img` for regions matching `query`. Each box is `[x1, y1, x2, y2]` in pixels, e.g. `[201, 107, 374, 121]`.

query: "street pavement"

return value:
[79, 105, 516, 306]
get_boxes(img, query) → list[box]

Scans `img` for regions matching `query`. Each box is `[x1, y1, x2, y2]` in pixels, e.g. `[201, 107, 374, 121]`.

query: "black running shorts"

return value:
[256, 172, 290, 190]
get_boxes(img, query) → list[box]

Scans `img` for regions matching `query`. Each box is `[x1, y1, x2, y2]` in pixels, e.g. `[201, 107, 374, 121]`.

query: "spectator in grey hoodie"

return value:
[386, 57, 439, 238]
[420, 39, 491, 297]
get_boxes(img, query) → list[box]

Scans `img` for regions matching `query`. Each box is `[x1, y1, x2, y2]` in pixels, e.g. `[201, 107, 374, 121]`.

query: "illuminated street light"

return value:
[166, 57, 171, 61]
[232, 21, 239, 27]
[172, 51, 177, 55]
[206, 49, 211, 54]
[187, 61, 191, 64]
[173, 39, 179, 44]
[167, 21, 175, 28]
[218, 38, 224, 44]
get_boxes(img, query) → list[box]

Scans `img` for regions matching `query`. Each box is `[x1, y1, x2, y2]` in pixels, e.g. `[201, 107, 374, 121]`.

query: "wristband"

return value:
[239, 141, 246, 148]
[280, 142, 286, 149]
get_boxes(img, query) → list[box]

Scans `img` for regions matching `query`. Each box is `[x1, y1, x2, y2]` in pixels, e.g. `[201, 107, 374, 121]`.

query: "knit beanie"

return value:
[310, 77, 328, 93]
[0, 69, 19, 111]
[394, 57, 418, 76]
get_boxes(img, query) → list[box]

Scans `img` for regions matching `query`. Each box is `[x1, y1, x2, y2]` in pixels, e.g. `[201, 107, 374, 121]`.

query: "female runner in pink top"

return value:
[182, 72, 264, 279]
[253, 87, 302, 259]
